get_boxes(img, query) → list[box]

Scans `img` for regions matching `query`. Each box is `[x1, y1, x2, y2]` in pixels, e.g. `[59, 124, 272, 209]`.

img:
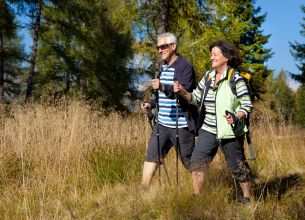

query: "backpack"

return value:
[227, 67, 253, 99]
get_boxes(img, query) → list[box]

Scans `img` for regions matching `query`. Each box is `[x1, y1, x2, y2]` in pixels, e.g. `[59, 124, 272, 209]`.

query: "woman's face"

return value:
[210, 46, 228, 69]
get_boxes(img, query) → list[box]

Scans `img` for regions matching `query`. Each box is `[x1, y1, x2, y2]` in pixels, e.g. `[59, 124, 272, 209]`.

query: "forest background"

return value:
[0, 0, 305, 219]
[1, 0, 305, 120]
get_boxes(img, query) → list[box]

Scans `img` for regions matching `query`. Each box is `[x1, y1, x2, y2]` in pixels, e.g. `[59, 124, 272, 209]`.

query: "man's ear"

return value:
[172, 43, 177, 52]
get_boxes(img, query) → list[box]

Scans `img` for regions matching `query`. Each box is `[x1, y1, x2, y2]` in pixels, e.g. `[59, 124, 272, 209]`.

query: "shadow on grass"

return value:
[253, 173, 302, 201]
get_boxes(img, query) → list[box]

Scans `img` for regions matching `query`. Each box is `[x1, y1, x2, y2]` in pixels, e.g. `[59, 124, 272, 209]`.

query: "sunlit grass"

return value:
[0, 100, 303, 219]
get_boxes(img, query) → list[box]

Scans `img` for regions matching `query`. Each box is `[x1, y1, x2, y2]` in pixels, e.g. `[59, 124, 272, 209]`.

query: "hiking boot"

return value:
[241, 197, 251, 205]
[192, 193, 201, 198]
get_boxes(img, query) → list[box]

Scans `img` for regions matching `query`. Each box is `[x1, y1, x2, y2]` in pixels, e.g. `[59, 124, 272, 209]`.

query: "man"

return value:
[141, 32, 198, 187]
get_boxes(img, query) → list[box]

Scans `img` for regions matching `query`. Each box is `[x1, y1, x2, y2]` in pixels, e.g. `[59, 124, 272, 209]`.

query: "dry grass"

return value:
[0, 100, 303, 219]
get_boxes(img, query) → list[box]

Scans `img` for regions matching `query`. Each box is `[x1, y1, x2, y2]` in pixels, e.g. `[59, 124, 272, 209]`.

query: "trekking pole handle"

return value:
[225, 110, 240, 132]
[146, 108, 154, 121]
[225, 110, 239, 125]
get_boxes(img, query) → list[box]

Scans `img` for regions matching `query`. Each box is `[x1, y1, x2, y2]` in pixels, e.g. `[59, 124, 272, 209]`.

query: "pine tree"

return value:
[132, 0, 272, 100]
[269, 70, 295, 122]
[25, 0, 42, 101]
[189, 0, 272, 99]
[295, 85, 305, 127]
[36, 0, 134, 109]
[290, 4, 305, 84]
[290, 4, 305, 126]
[9, 0, 44, 101]
[0, 0, 25, 102]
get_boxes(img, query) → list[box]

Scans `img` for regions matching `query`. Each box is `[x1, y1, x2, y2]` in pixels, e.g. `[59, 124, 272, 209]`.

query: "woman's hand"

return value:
[173, 81, 191, 101]
[173, 81, 183, 93]
[224, 113, 235, 124]
[224, 111, 245, 124]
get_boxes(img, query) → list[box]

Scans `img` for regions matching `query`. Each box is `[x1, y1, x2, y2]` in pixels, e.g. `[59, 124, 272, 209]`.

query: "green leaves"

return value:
[269, 70, 295, 122]
[35, 0, 134, 109]
[0, 0, 26, 102]
[295, 85, 305, 127]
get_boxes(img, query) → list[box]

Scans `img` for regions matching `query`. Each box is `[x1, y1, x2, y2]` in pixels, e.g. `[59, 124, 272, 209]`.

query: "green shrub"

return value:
[90, 146, 144, 186]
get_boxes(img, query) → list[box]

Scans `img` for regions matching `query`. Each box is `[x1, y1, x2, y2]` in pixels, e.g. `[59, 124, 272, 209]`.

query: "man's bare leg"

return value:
[141, 161, 158, 187]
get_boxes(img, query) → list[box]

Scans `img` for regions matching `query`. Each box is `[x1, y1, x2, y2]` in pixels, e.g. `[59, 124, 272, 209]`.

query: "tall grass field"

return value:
[0, 101, 304, 219]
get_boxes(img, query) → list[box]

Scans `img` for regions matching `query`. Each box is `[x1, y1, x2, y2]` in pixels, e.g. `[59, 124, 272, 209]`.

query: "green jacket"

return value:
[214, 73, 247, 139]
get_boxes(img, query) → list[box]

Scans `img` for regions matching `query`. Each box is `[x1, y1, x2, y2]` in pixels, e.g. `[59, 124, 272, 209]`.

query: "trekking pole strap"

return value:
[154, 88, 162, 185]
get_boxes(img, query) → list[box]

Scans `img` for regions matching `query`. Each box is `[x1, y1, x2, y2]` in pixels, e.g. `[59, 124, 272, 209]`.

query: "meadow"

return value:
[0, 100, 304, 219]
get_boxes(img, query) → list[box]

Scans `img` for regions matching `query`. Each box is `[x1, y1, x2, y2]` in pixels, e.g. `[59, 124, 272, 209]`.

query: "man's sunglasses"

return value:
[155, 43, 174, 50]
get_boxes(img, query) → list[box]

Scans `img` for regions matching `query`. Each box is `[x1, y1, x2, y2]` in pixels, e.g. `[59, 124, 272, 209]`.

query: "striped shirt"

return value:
[191, 68, 253, 134]
[157, 65, 188, 128]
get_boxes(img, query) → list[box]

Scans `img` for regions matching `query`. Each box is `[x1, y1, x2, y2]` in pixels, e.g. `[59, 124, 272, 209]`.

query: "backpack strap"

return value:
[227, 67, 235, 82]
[199, 71, 212, 109]
[195, 70, 212, 135]
[227, 67, 238, 96]
[228, 67, 253, 98]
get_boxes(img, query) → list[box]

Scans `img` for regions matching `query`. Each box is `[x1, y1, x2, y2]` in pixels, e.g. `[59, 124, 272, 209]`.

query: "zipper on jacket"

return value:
[215, 76, 227, 140]
[215, 87, 219, 141]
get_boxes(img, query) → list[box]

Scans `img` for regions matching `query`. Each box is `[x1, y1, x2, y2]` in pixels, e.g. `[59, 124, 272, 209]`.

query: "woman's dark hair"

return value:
[209, 40, 242, 69]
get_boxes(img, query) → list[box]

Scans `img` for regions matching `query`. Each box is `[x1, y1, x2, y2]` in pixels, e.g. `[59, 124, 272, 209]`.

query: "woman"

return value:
[173, 40, 253, 204]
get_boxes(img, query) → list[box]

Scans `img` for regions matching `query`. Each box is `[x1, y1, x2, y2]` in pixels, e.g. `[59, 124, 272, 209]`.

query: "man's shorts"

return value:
[191, 129, 252, 182]
[145, 124, 195, 170]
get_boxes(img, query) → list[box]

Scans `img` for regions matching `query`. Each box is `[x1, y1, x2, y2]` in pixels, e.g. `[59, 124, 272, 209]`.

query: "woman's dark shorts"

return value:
[191, 129, 252, 182]
[145, 124, 195, 171]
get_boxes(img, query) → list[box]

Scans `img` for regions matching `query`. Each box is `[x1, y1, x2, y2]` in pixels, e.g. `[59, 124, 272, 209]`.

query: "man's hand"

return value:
[141, 103, 151, 114]
[151, 79, 164, 91]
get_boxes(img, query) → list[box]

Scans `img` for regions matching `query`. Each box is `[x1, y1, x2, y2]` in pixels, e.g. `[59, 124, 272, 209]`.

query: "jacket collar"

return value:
[162, 54, 181, 67]
[210, 66, 230, 79]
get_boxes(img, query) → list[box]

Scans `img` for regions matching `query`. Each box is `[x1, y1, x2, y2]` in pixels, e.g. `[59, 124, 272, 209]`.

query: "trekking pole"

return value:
[162, 159, 171, 186]
[146, 108, 154, 130]
[246, 131, 256, 160]
[225, 110, 249, 155]
[175, 94, 180, 187]
[154, 88, 161, 186]
[225, 110, 256, 161]
[245, 115, 256, 160]
[225, 110, 239, 132]
[146, 102, 171, 186]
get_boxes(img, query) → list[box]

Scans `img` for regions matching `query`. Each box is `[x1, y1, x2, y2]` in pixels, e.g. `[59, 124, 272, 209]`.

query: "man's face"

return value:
[156, 37, 176, 63]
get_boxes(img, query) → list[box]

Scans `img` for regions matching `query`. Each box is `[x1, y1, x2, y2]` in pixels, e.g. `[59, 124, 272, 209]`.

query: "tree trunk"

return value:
[64, 72, 70, 94]
[0, 32, 4, 102]
[158, 0, 170, 34]
[25, 0, 42, 101]
[155, 0, 170, 78]
[79, 22, 85, 99]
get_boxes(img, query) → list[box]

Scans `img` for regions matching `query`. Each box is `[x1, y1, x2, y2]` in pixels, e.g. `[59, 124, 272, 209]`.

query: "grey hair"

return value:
[157, 32, 178, 51]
